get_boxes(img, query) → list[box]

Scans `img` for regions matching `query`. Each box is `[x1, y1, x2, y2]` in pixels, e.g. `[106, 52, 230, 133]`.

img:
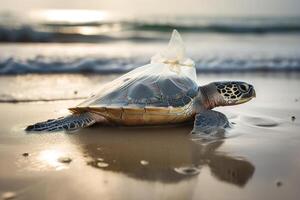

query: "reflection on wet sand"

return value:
[73, 125, 255, 187]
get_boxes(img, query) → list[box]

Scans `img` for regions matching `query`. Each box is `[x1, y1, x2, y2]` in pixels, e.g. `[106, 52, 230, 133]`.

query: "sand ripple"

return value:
[241, 116, 279, 127]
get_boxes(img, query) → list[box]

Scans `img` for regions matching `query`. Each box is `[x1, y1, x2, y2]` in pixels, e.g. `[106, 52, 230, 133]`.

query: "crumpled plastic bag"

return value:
[78, 29, 197, 107]
[151, 29, 196, 78]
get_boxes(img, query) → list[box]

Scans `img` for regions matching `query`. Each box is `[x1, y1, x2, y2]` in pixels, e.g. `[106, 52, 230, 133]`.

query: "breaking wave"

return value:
[1, 16, 300, 42]
[1, 56, 299, 74]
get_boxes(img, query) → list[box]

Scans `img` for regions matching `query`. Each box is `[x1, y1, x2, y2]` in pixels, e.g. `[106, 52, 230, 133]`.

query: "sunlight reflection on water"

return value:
[38, 149, 69, 171]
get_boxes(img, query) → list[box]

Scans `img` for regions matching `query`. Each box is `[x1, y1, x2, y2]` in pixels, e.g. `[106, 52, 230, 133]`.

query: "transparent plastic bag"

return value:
[78, 30, 197, 107]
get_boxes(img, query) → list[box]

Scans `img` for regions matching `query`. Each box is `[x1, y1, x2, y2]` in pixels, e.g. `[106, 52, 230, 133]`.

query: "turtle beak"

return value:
[252, 88, 256, 98]
[246, 84, 256, 99]
[236, 86, 256, 104]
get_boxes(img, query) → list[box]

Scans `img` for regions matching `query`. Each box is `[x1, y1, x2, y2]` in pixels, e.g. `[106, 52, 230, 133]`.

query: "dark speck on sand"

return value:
[58, 157, 72, 164]
[276, 181, 283, 187]
[22, 152, 29, 157]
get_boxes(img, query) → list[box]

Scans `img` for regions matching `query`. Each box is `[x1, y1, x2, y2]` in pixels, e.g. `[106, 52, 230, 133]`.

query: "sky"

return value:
[0, 0, 299, 17]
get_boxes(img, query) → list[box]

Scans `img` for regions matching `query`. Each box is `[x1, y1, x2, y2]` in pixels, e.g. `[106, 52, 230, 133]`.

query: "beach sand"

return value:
[0, 73, 300, 200]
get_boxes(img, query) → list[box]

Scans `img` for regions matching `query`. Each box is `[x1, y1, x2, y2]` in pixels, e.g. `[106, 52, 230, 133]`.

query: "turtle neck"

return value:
[197, 83, 225, 110]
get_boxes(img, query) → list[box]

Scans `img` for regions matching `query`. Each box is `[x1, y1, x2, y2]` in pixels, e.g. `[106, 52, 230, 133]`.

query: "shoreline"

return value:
[1, 69, 300, 76]
[0, 73, 300, 199]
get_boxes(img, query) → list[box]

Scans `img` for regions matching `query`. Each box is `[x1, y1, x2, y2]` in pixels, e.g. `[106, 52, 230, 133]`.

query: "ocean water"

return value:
[0, 11, 300, 74]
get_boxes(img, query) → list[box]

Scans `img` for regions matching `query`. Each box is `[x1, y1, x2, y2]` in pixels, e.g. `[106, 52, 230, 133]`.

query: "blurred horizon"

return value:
[1, 0, 300, 17]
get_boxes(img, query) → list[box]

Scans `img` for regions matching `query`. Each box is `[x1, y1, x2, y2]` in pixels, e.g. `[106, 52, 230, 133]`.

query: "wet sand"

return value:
[0, 73, 300, 200]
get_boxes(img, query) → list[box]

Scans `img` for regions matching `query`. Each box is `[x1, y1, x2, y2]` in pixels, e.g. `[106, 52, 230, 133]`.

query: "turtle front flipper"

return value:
[192, 110, 230, 138]
[25, 113, 96, 132]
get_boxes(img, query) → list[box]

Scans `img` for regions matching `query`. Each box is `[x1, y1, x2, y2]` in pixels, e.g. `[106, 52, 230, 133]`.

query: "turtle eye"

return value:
[239, 84, 249, 92]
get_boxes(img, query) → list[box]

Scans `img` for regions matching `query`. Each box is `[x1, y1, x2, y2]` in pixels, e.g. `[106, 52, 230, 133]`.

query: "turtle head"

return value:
[200, 81, 256, 108]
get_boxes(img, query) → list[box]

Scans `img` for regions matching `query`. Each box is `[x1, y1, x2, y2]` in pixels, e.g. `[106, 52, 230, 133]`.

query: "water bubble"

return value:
[2, 192, 16, 200]
[58, 157, 72, 164]
[174, 166, 201, 175]
[97, 158, 104, 162]
[97, 162, 109, 168]
[140, 160, 149, 165]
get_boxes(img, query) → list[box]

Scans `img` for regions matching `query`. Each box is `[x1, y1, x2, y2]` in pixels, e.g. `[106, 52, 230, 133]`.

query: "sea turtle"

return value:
[26, 31, 256, 135]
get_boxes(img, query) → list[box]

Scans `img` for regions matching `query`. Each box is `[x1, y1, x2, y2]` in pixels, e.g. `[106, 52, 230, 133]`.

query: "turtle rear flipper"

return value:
[25, 113, 96, 132]
[192, 110, 230, 138]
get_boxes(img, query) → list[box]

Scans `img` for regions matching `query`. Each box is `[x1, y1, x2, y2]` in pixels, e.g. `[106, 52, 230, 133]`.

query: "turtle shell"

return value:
[77, 75, 198, 109]
[69, 30, 198, 125]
